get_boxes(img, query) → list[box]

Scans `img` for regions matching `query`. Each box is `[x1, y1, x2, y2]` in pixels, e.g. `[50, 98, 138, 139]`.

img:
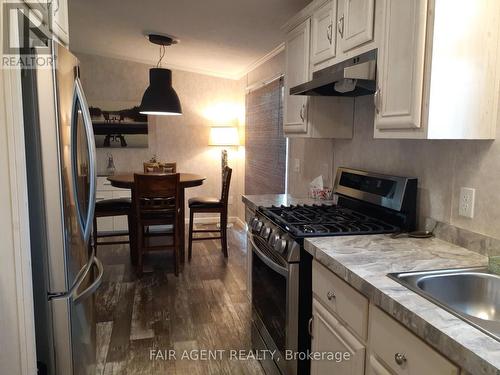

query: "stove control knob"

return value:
[249, 217, 258, 229]
[269, 233, 280, 247]
[254, 221, 263, 233]
[261, 226, 271, 239]
[274, 239, 288, 253]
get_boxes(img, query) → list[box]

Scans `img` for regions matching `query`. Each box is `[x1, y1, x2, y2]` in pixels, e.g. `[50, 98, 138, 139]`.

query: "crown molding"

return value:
[236, 42, 285, 80]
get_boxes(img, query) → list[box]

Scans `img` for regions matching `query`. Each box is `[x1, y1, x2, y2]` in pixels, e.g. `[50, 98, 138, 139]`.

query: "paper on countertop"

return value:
[310, 175, 324, 190]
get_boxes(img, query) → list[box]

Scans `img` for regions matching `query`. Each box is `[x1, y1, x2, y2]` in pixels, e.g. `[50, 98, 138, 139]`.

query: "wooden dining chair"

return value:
[159, 162, 177, 173]
[188, 166, 232, 260]
[93, 198, 132, 253]
[143, 161, 177, 173]
[143, 161, 159, 173]
[133, 173, 181, 276]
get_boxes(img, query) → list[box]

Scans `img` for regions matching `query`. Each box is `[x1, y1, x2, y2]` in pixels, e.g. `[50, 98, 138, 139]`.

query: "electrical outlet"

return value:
[293, 158, 301, 173]
[459, 187, 475, 218]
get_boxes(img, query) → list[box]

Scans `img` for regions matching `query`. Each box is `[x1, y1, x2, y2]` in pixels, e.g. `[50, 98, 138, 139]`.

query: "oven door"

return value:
[249, 233, 299, 375]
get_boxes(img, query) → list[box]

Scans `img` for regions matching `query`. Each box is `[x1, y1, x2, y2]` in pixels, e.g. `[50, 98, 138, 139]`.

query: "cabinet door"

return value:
[366, 354, 393, 375]
[284, 19, 310, 134]
[311, 1, 337, 65]
[374, 0, 428, 130]
[338, 0, 374, 52]
[310, 299, 365, 375]
[50, 0, 69, 44]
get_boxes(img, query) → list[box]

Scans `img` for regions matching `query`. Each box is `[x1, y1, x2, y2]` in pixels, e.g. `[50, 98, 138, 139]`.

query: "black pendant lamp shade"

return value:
[140, 68, 182, 115]
[140, 34, 182, 116]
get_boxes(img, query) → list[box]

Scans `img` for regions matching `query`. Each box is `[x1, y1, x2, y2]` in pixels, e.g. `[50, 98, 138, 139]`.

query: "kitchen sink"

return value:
[388, 267, 500, 341]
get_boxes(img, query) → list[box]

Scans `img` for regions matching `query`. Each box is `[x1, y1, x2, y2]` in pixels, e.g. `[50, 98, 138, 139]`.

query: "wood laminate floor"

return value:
[95, 224, 265, 375]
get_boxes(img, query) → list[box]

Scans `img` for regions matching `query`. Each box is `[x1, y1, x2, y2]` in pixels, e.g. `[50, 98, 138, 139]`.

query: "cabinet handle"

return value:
[394, 353, 407, 366]
[327, 290, 336, 300]
[327, 23, 333, 44]
[308, 317, 314, 337]
[299, 104, 306, 122]
[374, 87, 381, 114]
[338, 15, 344, 39]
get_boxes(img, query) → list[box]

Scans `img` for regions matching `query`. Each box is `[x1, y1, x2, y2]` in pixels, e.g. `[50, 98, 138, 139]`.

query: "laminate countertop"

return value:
[304, 235, 499, 375]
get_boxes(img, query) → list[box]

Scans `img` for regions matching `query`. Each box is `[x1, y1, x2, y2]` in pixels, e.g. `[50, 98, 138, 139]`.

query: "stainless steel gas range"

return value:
[248, 168, 418, 375]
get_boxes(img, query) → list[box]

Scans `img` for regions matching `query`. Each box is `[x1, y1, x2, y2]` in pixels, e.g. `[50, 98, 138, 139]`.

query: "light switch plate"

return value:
[459, 187, 475, 218]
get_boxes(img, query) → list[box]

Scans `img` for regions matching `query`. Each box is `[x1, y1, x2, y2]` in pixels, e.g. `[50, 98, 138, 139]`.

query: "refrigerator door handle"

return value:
[48, 255, 93, 301]
[48, 254, 103, 302]
[73, 256, 103, 304]
[71, 78, 97, 244]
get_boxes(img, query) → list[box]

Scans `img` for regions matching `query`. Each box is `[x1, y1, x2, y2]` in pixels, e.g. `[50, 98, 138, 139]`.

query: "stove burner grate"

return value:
[261, 204, 399, 237]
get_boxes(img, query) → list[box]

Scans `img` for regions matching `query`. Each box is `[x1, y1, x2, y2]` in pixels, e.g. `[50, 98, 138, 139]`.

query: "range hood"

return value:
[290, 49, 376, 97]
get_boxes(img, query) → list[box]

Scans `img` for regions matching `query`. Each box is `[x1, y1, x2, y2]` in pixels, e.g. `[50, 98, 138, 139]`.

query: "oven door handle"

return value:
[249, 234, 289, 277]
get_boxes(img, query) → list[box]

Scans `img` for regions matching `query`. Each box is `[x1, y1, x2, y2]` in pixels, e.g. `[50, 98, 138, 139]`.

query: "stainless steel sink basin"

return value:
[388, 267, 500, 341]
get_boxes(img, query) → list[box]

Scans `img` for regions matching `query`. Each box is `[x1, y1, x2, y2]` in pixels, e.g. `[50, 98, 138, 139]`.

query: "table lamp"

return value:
[208, 126, 240, 175]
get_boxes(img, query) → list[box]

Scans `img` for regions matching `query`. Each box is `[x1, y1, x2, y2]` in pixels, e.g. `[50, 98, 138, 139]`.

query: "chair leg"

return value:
[128, 213, 137, 265]
[221, 212, 228, 258]
[137, 224, 143, 277]
[188, 209, 194, 261]
[93, 216, 98, 255]
[174, 223, 180, 277]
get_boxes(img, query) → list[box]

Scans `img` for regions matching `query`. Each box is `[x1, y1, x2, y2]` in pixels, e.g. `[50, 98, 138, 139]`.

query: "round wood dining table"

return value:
[107, 173, 206, 265]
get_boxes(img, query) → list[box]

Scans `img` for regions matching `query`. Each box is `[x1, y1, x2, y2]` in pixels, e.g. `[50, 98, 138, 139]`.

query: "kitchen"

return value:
[2, 0, 500, 375]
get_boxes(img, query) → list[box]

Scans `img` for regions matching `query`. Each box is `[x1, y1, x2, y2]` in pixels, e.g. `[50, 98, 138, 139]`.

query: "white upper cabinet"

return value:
[50, 0, 69, 45]
[374, 0, 427, 131]
[311, 1, 337, 65]
[283, 10, 354, 139]
[284, 19, 311, 134]
[375, 0, 500, 139]
[338, 0, 375, 53]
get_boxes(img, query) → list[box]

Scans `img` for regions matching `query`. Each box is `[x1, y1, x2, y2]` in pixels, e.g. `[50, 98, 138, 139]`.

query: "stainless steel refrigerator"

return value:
[22, 40, 102, 375]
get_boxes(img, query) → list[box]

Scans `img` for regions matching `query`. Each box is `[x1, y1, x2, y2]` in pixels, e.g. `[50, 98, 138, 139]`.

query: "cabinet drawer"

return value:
[312, 260, 368, 339]
[368, 305, 459, 375]
[97, 176, 114, 191]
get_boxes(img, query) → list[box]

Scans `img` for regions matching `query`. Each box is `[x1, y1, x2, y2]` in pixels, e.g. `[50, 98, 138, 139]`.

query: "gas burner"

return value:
[260, 204, 400, 238]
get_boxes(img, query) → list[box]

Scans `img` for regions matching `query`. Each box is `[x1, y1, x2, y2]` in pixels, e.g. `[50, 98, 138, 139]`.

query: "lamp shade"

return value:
[140, 68, 182, 116]
[208, 126, 240, 146]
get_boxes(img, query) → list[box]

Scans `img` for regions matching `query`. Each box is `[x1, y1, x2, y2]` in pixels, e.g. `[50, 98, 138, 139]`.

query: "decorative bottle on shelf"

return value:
[106, 153, 116, 176]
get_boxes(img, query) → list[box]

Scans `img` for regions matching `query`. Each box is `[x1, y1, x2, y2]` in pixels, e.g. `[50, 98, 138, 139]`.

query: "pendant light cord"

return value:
[156, 45, 166, 68]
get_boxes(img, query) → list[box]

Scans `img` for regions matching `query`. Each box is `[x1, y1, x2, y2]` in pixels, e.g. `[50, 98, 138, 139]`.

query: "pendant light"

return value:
[140, 34, 182, 116]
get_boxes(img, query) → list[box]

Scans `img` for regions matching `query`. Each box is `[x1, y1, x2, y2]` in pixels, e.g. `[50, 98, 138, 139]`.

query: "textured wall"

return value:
[76, 52, 246, 220]
[246, 50, 285, 88]
[293, 95, 500, 239]
[287, 138, 335, 197]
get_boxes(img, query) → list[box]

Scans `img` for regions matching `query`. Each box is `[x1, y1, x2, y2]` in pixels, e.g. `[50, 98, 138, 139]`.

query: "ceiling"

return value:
[68, 0, 311, 80]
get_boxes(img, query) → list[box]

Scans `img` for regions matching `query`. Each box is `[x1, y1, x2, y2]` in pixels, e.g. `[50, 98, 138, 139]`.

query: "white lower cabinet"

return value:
[311, 260, 461, 375]
[366, 354, 392, 375]
[311, 299, 365, 375]
[367, 305, 459, 375]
